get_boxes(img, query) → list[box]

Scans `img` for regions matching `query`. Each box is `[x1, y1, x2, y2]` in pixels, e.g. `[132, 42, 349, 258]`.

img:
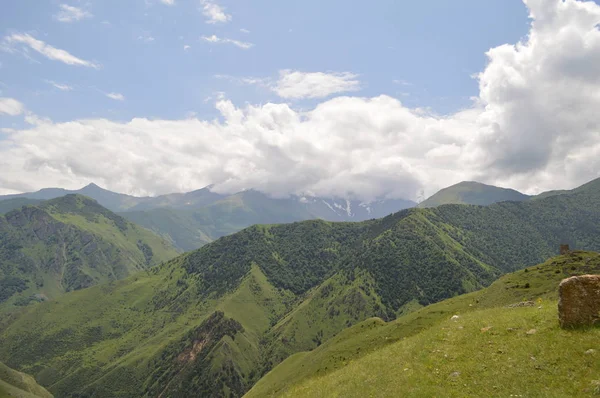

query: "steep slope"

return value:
[0, 195, 178, 309]
[0, 362, 52, 398]
[3, 180, 600, 397]
[247, 251, 600, 397]
[418, 181, 530, 208]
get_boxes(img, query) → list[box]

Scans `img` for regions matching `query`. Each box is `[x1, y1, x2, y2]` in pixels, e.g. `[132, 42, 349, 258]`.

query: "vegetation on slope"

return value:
[247, 251, 600, 397]
[418, 181, 530, 208]
[4, 178, 600, 397]
[0, 362, 52, 398]
[0, 194, 178, 309]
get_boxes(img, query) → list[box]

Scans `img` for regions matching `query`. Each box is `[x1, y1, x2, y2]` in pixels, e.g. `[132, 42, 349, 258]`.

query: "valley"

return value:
[1, 178, 600, 397]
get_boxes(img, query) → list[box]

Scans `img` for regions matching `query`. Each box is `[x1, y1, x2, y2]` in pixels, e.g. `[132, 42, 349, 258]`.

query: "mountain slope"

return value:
[0, 362, 52, 398]
[0, 195, 178, 309]
[418, 181, 530, 208]
[247, 251, 600, 397]
[3, 180, 600, 396]
[122, 190, 415, 251]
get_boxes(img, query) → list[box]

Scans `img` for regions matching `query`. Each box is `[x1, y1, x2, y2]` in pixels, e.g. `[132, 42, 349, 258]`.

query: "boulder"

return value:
[558, 275, 600, 328]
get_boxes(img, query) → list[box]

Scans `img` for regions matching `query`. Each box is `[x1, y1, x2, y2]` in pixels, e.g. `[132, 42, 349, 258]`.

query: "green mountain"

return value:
[418, 181, 530, 208]
[122, 190, 415, 251]
[1, 184, 415, 251]
[247, 251, 600, 397]
[0, 194, 178, 310]
[2, 179, 600, 397]
[0, 362, 52, 398]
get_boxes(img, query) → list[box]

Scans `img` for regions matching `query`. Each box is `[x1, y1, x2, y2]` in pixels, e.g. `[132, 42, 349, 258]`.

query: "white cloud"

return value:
[240, 28, 250, 34]
[106, 93, 125, 101]
[0, 98, 24, 116]
[4, 0, 600, 200]
[45, 80, 73, 91]
[184, 44, 191, 51]
[54, 4, 93, 23]
[138, 34, 155, 43]
[201, 35, 253, 49]
[2, 33, 100, 68]
[215, 71, 360, 99]
[201, 0, 231, 24]
[160, 0, 175, 5]
[273, 70, 361, 99]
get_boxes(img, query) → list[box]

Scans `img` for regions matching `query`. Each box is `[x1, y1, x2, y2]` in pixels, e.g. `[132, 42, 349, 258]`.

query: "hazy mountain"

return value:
[0, 194, 178, 309]
[122, 190, 416, 251]
[418, 181, 530, 208]
[3, 177, 600, 396]
[2, 186, 415, 252]
[0, 198, 43, 215]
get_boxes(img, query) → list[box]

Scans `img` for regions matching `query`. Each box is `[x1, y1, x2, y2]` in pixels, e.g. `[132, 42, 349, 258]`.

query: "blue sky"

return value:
[2, 0, 600, 200]
[1, 0, 531, 126]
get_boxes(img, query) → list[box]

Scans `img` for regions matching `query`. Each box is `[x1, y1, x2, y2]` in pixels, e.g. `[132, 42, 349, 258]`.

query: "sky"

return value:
[1, 0, 600, 201]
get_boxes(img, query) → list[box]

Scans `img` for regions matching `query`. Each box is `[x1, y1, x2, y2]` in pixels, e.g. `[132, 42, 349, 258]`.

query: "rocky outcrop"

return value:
[558, 274, 600, 328]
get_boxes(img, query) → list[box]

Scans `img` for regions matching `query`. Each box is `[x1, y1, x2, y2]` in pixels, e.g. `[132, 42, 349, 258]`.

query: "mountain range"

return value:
[1, 177, 600, 397]
[1, 184, 416, 251]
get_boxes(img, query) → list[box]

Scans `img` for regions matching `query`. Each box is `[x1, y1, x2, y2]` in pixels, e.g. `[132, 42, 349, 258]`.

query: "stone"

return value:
[507, 301, 535, 308]
[526, 329, 537, 335]
[558, 274, 600, 328]
[585, 349, 596, 355]
[450, 315, 460, 321]
[449, 371, 460, 378]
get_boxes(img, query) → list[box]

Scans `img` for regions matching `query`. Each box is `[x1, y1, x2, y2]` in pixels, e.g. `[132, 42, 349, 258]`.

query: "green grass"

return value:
[0, 362, 52, 398]
[246, 251, 600, 397]
[283, 304, 600, 397]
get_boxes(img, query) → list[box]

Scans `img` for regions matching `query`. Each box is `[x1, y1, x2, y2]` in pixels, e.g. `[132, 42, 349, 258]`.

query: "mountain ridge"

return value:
[3, 177, 600, 396]
[0, 194, 178, 310]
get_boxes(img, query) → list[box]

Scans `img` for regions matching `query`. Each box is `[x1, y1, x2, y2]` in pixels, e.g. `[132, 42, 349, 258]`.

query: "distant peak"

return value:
[83, 183, 101, 189]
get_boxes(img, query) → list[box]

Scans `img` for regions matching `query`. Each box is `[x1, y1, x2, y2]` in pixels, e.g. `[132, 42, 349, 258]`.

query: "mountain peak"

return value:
[418, 181, 529, 208]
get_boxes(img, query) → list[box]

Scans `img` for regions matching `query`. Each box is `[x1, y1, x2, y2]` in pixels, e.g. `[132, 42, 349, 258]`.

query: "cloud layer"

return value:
[2, 0, 600, 201]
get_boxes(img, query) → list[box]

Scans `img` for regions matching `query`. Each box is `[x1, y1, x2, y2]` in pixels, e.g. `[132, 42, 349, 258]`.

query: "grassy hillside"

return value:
[0, 362, 52, 398]
[247, 251, 600, 397]
[0, 194, 178, 310]
[3, 179, 600, 397]
[418, 181, 530, 208]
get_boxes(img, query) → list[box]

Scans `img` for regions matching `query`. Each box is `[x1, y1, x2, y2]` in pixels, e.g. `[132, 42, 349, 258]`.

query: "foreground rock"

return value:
[558, 275, 600, 328]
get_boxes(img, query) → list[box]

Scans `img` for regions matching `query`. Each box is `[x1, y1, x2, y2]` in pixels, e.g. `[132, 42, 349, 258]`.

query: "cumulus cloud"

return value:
[2, 0, 600, 200]
[200, 0, 231, 24]
[273, 70, 361, 99]
[201, 35, 253, 49]
[0, 98, 24, 116]
[106, 92, 125, 101]
[54, 4, 93, 23]
[2, 33, 100, 68]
